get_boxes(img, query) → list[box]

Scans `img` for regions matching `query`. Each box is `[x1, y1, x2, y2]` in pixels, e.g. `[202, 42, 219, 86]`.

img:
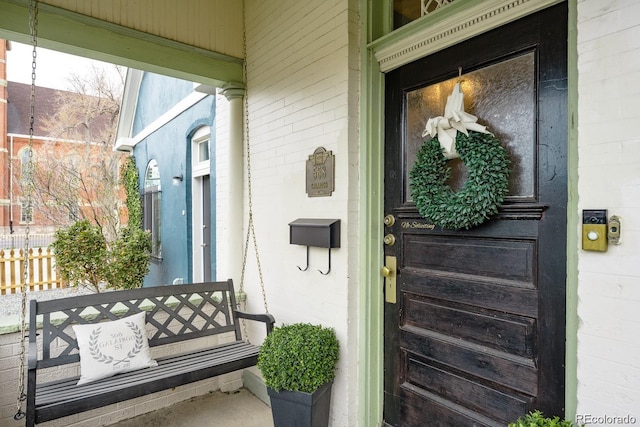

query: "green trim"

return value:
[357, 58, 384, 426]
[565, 0, 579, 420]
[0, 0, 242, 87]
[358, 1, 386, 425]
[367, 0, 477, 51]
[365, 0, 392, 41]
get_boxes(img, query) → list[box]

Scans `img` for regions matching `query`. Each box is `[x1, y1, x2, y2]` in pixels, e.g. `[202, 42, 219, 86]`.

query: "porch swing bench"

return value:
[25, 279, 274, 427]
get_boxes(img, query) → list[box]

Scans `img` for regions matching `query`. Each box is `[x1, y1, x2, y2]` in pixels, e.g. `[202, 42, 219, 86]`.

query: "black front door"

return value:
[383, 4, 568, 426]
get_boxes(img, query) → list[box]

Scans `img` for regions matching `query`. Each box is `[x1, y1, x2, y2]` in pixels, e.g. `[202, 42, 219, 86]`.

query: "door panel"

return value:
[383, 4, 567, 426]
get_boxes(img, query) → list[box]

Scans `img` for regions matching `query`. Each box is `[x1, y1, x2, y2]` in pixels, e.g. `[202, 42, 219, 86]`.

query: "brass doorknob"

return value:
[381, 266, 392, 277]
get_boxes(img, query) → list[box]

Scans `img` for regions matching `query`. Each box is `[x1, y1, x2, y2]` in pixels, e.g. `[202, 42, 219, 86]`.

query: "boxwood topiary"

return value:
[258, 323, 339, 393]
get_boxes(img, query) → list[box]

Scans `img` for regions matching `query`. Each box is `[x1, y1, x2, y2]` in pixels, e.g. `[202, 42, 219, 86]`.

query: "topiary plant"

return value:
[257, 323, 339, 393]
[509, 410, 585, 427]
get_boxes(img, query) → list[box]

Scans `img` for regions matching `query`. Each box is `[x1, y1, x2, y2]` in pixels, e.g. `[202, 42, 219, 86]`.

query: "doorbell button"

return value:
[582, 209, 608, 251]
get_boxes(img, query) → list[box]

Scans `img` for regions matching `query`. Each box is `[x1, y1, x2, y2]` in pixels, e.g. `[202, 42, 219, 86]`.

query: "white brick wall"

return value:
[0, 332, 22, 423]
[577, 0, 640, 424]
[243, 1, 357, 425]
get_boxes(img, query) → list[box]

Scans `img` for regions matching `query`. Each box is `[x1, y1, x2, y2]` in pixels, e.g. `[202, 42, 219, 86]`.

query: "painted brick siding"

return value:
[244, 1, 357, 426]
[577, 0, 640, 424]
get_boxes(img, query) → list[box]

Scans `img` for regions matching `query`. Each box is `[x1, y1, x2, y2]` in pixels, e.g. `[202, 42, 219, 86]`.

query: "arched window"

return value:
[192, 126, 210, 177]
[144, 160, 162, 258]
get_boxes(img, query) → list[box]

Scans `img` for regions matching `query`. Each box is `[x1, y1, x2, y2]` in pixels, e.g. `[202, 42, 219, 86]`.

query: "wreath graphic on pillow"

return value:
[88, 320, 144, 365]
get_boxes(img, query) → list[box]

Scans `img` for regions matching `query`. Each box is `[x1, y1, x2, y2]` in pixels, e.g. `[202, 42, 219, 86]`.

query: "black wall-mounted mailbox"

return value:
[289, 219, 340, 248]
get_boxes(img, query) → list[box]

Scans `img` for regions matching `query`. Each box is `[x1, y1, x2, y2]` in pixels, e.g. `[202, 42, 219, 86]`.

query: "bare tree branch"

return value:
[30, 65, 127, 242]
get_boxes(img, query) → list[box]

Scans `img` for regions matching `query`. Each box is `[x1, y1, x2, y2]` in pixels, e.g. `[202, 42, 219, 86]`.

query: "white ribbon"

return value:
[421, 83, 491, 159]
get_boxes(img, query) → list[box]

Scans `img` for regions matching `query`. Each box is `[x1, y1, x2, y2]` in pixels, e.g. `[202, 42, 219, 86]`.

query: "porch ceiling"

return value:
[0, 0, 243, 88]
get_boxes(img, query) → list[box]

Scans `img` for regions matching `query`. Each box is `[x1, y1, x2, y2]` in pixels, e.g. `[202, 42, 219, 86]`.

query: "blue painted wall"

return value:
[131, 72, 216, 286]
[133, 74, 195, 134]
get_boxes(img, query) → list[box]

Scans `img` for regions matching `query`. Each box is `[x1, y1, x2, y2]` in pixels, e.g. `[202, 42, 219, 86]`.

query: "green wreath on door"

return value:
[409, 82, 510, 230]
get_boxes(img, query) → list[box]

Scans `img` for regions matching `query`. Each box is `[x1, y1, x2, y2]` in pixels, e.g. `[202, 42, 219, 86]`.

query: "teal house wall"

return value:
[130, 72, 216, 286]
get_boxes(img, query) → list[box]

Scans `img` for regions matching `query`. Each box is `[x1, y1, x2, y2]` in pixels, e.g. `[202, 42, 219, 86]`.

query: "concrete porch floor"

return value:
[110, 388, 274, 427]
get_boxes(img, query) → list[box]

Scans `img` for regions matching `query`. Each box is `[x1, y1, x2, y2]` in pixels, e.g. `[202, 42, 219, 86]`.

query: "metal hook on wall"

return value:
[289, 218, 340, 276]
[297, 246, 310, 272]
[318, 248, 332, 275]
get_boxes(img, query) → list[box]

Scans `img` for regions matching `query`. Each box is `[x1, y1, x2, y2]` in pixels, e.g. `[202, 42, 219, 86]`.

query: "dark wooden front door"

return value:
[383, 4, 567, 426]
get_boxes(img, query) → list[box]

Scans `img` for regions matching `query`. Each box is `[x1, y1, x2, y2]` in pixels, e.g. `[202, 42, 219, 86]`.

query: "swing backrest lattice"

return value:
[30, 281, 242, 369]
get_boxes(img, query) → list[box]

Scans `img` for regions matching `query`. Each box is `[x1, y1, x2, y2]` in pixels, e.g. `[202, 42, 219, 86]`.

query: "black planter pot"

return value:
[267, 381, 333, 427]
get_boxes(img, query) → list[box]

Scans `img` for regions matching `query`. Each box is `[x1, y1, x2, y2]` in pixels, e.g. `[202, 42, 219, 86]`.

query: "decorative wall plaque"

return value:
[306, 147, 335, 197]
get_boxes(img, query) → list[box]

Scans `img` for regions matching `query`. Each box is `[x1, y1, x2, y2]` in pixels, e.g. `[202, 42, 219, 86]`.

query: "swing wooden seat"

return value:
[25, 280, 274, 426]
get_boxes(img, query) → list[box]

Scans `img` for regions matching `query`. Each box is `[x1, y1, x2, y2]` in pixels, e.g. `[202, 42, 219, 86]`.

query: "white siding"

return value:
[576, 0, 640, 423]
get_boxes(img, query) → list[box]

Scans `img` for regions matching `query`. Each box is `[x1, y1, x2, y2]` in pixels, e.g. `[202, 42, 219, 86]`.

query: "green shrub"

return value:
[52, 220, 151, 292]
[258, 323, 339, 393]
[120, 156, 143, 229]
[509, 410, 584, 427]
[52, 220, 108, 293]
[105, 225, 151, 290]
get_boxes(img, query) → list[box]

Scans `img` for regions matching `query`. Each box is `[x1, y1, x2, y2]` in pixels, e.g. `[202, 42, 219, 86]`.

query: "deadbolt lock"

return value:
[383, 234, 396, 246]
[383, 214, 395, 226]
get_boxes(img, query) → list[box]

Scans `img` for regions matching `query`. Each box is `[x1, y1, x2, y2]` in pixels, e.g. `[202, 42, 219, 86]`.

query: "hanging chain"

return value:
[238, 1, 268, 343]
[239, 82, 269, 313]
[14, 0, 38, 421]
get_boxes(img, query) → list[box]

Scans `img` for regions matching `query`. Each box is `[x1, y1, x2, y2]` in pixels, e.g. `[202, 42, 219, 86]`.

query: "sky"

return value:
[6, 41, 122, 91]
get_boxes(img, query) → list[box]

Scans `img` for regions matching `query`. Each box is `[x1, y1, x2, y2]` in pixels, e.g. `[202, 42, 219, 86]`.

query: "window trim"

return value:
[192, 126, 211, 178]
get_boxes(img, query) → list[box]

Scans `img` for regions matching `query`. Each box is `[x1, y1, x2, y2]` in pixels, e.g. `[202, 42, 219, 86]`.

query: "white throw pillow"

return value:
[73, 311, 158, 385]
